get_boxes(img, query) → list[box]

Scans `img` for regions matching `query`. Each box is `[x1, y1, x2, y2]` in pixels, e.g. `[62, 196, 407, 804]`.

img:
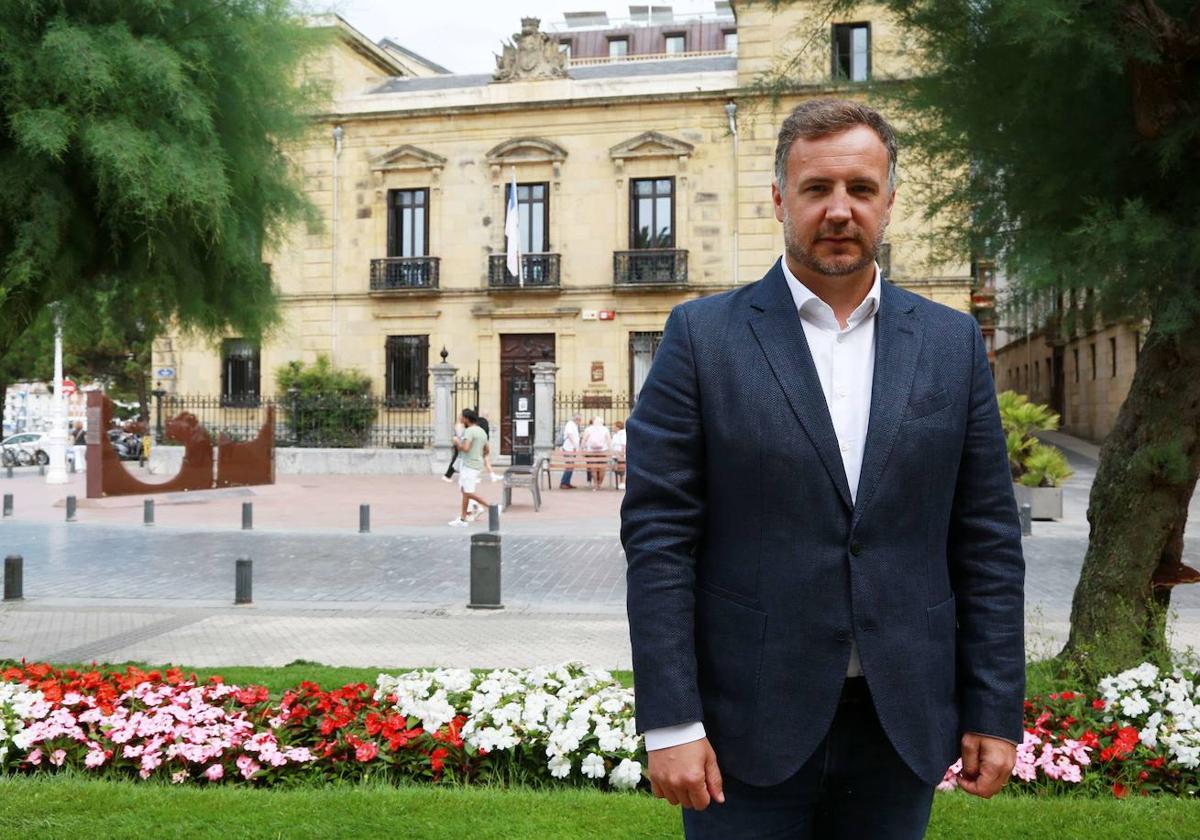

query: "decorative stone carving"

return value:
[493, 18, 568, 82]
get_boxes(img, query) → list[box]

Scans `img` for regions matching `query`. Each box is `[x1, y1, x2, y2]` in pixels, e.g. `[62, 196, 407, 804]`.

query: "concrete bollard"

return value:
[144, 499, 155, 526]
[235, 558, 253, 605]
[488, 503, 500, 533]
[5, 465, 11, 479]
[66, 495, 77, 522]
[242, 502, 253, 531]
[359, 504, 370, 534]
[3, 555, 22, 601]
[68, 457, 76, 474]
[3, 493, 12, 517]
[1019, 502, 1033, 536]
[468, 532, 503, 609]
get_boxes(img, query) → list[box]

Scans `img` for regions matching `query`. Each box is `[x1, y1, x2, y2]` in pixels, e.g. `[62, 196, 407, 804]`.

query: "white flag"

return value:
[505, 168, 521, 284]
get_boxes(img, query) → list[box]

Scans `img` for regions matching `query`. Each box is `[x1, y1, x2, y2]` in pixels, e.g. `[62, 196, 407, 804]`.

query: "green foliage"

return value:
[275, 356, 375, 448]
[0, 0, 327, 362]
[1129, 437, 1192, 487]
[997, 390, 1072, 486]
[1019, 444, 1074, 489]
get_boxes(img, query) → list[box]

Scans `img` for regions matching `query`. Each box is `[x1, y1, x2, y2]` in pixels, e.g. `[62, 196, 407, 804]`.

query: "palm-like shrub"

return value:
[997, 391, 1073, 488]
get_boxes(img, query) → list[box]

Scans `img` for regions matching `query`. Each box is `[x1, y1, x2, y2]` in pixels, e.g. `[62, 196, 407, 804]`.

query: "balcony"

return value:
[369, 257, 440, 292]
[488, 253, 561, 290]
[613, 249, 688, 287]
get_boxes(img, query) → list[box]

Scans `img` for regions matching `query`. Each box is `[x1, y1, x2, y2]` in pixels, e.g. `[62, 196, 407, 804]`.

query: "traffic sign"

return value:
[61, 379, 77, 396]
[155, 367, 176, 379]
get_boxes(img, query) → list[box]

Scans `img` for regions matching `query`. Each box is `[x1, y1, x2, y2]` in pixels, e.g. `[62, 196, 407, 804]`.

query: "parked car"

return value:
[107, 428, 143, 461]
[0, 432, 49, 465]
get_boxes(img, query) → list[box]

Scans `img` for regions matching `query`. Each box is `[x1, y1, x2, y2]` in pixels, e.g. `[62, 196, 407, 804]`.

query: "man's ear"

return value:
[772, 179, 785, 223]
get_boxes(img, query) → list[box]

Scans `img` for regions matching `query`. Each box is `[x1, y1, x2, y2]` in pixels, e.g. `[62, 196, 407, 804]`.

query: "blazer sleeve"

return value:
[620, 305, 707, 733]
[948, 322, 1026, 743]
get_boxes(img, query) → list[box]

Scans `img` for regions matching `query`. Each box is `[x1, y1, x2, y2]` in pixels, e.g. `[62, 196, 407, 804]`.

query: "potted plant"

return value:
[998, 390, 1073, 520]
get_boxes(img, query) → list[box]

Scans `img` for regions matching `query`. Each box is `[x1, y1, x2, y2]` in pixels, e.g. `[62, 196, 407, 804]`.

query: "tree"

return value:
[0, 0, 325, 406]
[765, 0, 1200, 675]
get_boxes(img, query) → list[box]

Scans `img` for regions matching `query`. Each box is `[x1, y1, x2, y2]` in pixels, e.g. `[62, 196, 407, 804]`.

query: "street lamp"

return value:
[45, 302, 69, 484]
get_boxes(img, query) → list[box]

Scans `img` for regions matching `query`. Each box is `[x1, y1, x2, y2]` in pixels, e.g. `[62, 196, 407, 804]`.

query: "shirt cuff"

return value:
[644, 721, 707, 752]
[967, 730, 1019, 746]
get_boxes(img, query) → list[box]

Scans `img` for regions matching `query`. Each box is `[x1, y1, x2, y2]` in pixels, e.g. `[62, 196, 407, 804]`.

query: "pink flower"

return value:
[49, 750, 67, 767]
[355, 742, 379, 763]
[26, 749, 42, 766]
[171, 770, 188, 785]
[236, 755, 260, 780]
[84, 748, 108, 769]
[204, 764, 224, 782]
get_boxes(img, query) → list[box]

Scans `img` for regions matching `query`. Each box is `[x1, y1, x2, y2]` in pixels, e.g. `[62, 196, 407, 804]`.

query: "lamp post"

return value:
[45, 303, 69, 485]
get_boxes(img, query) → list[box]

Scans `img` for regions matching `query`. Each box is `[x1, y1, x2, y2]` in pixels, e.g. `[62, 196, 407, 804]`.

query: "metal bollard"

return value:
[66, 495, 77, 522]
[38, 464, 45, 476]
[1019, 502, 1033, 536]
[5, 465, 11, 479]
[3, 493, 12, 517]
[242, 502, 253, 531]
[68, 457, 76, 474]
[234, 558, 253, 605]
[359, 504, 370, 534]
[488, 503, 500, 533]
[4, 555, 22, 601]
[467, 532, 503, 609]
[144, 499, 155, 526]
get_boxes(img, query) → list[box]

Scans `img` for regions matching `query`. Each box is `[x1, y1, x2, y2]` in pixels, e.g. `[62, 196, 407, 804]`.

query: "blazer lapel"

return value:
[852, 280, 923, 527]
[748, 261, 854, 513]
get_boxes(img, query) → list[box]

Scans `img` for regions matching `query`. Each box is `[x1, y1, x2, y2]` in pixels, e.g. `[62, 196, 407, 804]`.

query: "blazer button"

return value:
[850, 541, 863, 556]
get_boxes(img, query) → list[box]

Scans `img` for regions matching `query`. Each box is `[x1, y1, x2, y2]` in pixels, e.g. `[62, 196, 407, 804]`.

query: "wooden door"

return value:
[499, 334, 555, 455]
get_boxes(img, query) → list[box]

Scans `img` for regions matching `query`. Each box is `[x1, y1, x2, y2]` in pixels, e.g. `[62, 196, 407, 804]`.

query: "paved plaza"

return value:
[1, 430, 1198, 670]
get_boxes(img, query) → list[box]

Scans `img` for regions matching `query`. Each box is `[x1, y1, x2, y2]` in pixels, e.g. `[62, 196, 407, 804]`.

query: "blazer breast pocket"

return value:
[902, 388, 951, 422]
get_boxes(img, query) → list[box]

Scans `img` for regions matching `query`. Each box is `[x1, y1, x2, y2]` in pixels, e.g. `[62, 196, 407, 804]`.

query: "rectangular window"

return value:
[1090, 343, 1097, 380]
[1046, 356, 1053, 385]
[630, 331, 664, 402]
[387, 189, 429, 258]
[1023, 364, 1028, 389]
[724, 31, 738, 52]
[1110, 336, 1117, 377]
[1073, 348, 1080, 383]
[1034, 361, 1040, 391]
[665, 34, 686, 54]
[385, 336, 430, 407]
[608, 38, 628, 58]
[559, 40, 572, 59]
[505, 182, 549, 254]
[630, 178, 675, 248]
[221, 339, 260, 406]
[832, 23, 870, 82]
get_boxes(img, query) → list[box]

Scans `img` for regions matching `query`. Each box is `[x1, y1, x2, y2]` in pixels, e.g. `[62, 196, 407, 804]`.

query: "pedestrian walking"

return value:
[622, 99, 1023, 838]
[611, 419, 627, 490]
[559, 413, 581, 489]
[443, 410, 499, 484]
[448, 408, 490, 527]
[70, 420, 87, 472]
[581, 416, 611, 490]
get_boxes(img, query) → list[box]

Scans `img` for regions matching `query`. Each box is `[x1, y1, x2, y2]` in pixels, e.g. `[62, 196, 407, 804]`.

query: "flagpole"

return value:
[513, 166, 523, 287]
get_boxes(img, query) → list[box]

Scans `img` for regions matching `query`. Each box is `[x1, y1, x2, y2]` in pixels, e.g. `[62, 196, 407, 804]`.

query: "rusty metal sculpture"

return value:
[85, 391, 275, 498]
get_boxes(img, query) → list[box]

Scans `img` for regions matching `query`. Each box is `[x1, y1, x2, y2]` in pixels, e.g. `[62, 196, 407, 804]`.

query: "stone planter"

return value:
[1014, 483, 1063, 521]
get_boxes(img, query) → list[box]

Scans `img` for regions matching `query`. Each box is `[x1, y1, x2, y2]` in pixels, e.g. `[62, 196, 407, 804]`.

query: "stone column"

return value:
[430, 359, 458, 475]
[532, 360, 558, 465]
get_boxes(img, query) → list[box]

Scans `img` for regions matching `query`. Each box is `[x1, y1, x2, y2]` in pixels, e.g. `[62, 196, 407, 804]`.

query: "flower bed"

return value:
[2, 660, 1198, 796]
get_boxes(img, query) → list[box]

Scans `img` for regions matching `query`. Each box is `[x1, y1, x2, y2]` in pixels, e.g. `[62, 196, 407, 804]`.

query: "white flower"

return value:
[1120, 692, 1151, 718]
[609, 758, 643, 790]
[548, 754, 572, 778]
[581, 753, 606, 779]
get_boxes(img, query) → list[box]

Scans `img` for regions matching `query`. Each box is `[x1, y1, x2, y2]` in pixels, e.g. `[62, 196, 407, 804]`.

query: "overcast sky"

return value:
[323, 0, 723, 74]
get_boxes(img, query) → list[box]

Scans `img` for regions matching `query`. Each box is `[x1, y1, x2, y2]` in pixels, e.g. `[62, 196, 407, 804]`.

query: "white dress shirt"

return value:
[644, 258, 881, 752]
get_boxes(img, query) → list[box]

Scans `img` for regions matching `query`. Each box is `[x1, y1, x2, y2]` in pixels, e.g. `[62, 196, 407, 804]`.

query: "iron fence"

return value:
[154, 393, 433, 449]
[554, 392, 634, 434]
[613, 248, 688, 286]
[487, 253, 561, 288]
[369, 257, 440, 291]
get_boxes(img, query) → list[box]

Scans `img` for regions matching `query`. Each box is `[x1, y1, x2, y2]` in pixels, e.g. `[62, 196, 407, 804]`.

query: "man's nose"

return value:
[825, 187, 852, 223]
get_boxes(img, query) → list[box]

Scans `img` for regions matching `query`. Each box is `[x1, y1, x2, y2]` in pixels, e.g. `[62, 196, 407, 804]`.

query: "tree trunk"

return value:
[1062, 321, 1200, 677]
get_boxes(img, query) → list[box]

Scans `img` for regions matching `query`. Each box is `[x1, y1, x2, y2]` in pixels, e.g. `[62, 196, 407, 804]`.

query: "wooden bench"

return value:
[542, 448, 624, 489]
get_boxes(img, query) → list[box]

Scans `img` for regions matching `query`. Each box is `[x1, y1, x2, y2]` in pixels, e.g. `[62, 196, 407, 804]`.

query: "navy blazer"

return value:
[620, 260, 1025, 787]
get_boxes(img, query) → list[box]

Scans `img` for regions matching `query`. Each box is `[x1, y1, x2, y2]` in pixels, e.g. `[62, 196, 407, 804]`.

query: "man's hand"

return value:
[648, 737, 725, 810]
[957, 733, 1015, 798]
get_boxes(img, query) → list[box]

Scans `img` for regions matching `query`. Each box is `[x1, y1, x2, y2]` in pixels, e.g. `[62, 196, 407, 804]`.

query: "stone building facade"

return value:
[154, 2, 973, 455]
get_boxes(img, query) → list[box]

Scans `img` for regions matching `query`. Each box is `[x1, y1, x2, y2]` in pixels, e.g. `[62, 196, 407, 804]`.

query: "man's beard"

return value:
[783, 219, 886, 277]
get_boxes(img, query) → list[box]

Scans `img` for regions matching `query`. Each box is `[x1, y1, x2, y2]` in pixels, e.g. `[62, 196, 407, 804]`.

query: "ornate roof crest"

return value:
[493, 17, 568, 83]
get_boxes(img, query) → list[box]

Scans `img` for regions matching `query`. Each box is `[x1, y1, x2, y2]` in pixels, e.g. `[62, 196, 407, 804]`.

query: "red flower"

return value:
[1145, 757, 1166, 769]
[1138, 771, 1149, 781]
[430, 747, 449, 773]
[1060, 691, 1076, 701]
[1092, 699, 1106, 710]
[1112, 782, 1128, 798]
[355, 742, 379, 763]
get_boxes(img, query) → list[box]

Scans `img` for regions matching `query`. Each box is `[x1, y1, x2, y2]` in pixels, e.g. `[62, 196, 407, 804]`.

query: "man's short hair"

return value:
[461, 408, 479, 424]
[774, 99, 898, 193]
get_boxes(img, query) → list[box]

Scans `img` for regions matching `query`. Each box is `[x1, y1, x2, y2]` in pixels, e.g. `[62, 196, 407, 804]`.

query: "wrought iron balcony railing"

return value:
[488, 253, 561, 289]
[613, 249, 688, 286]
[369, 257, 440, 291]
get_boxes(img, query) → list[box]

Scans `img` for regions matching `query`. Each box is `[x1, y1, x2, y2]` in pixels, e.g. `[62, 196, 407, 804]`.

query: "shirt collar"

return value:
[780, 255, 881, 332]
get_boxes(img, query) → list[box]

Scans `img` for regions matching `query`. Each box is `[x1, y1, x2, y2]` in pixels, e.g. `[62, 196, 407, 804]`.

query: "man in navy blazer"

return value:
[621, 100, 1025, 838]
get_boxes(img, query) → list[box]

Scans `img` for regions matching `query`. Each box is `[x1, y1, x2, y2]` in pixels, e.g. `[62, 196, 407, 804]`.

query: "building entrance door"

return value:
[499, 334, 555, 456]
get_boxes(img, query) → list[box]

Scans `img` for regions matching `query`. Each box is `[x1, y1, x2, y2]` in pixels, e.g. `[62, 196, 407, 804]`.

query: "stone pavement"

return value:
[0, 430, 1198, 671]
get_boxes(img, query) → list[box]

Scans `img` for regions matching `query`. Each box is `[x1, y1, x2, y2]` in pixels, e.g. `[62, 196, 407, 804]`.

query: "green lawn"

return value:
[1, 776, 1197, 839]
